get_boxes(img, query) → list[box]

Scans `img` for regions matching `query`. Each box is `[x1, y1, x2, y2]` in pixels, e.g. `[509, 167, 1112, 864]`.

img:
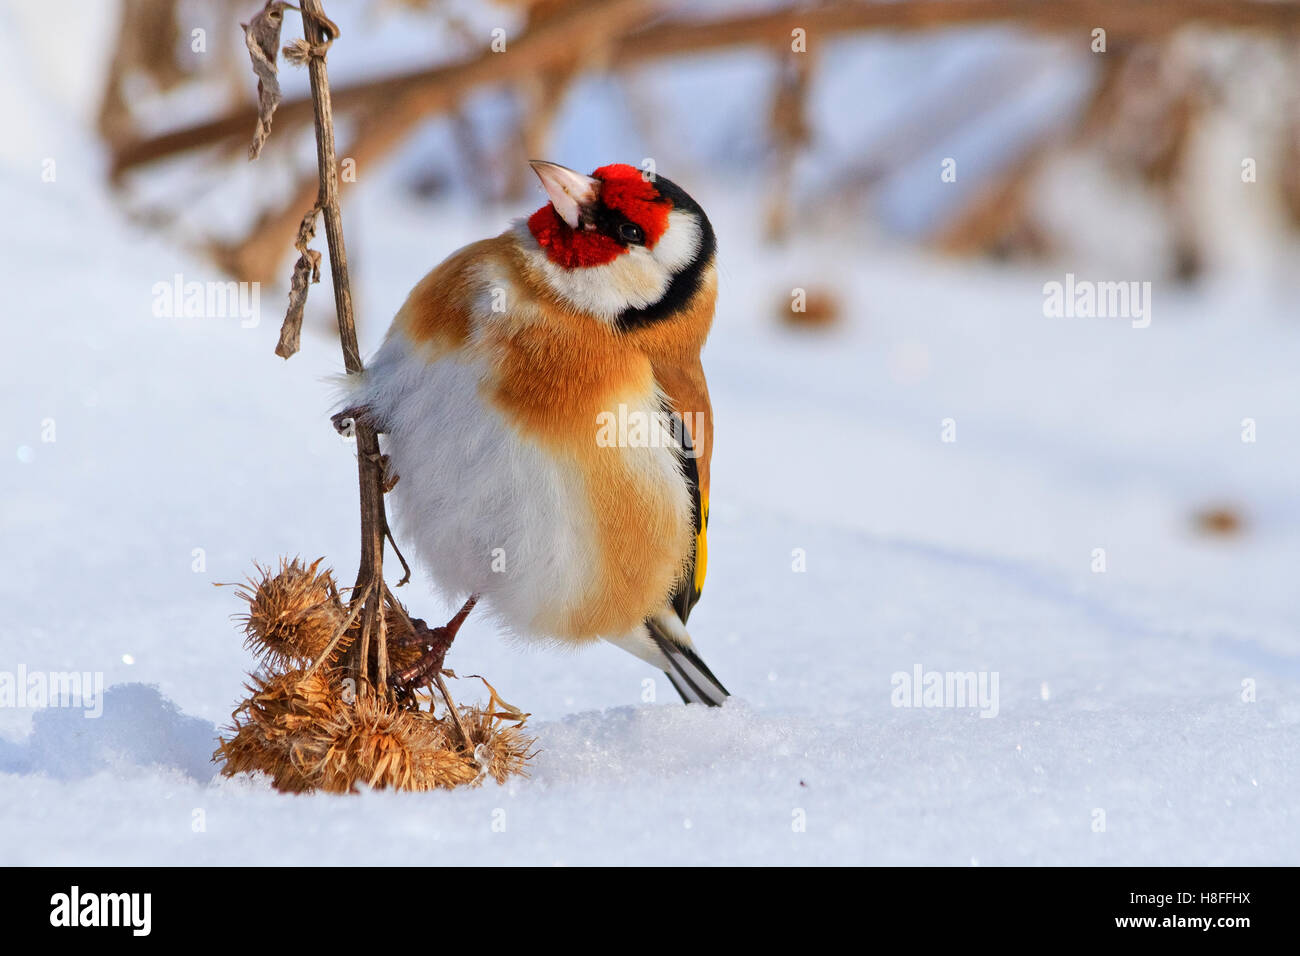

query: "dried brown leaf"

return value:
[466, 674, 530, 724]
[276, 206, 321, 359]
[242, 1, 297, 160]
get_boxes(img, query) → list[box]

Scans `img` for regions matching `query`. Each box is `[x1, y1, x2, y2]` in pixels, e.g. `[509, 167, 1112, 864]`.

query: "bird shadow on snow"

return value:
[0, 683, 219, 783]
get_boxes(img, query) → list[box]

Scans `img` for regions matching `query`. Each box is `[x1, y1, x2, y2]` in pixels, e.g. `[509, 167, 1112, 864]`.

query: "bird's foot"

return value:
[389, 619, 453, 698]
[331, 404, 375, 437]
[388, 595, 479, 701]
[368, 452, 399, 493]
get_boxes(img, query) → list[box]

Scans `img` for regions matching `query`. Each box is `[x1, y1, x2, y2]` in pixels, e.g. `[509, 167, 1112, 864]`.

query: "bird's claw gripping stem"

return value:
[331, 404, 373, 436]
[388, 595, 479, 700]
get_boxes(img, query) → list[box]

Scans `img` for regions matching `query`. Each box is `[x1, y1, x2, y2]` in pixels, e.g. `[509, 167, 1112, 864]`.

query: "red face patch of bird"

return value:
[528, 163, 674, 268]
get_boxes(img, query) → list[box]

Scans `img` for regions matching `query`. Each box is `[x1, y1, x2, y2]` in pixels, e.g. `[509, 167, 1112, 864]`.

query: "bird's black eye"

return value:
[618, 223, 645, 245]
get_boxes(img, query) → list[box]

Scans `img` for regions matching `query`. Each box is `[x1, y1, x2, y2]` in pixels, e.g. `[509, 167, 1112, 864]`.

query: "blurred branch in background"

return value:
[98, 0, 1300, 288]
[110, 0, 649, 181]
[935, 38, 1207, 268]
[608, 0, 1300, 60]
[764, 49, 815, 242]
[99, 0, 188, 151]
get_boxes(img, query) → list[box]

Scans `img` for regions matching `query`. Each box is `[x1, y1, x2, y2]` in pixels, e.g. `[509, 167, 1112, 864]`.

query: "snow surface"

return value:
[2, 3, 1299, 865]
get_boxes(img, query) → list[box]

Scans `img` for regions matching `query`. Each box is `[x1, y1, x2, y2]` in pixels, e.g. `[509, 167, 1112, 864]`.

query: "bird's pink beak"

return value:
[529, 160, 599, 229]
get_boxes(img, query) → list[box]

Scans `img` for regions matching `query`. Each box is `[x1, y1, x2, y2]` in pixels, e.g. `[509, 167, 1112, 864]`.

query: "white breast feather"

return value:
[355, 331, 597, 638]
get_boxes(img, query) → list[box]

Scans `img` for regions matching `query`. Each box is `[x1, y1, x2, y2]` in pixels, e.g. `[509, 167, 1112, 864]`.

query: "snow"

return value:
[2, 5, 1299, 866]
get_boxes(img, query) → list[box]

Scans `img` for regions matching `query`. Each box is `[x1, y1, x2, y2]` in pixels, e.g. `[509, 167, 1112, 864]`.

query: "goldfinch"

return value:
[338, 161, 728, 705]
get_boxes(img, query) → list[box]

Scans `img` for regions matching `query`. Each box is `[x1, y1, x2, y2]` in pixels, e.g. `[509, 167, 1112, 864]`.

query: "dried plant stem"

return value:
[295, 0, 391, 699]
[434, 672, 473, 754]
[305, 580, 371, 677]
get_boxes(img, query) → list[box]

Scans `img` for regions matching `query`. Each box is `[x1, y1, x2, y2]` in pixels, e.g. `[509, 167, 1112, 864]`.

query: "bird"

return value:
[335, 160, 729, 706]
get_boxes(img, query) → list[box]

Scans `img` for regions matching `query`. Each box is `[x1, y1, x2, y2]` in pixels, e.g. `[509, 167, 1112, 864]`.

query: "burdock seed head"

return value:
[236, 557, 347, 669]
[218, 559, 535, 793]
[215, 666, 537, 794]
[214, 667, 340, 793]
[304, 693, 475, 792]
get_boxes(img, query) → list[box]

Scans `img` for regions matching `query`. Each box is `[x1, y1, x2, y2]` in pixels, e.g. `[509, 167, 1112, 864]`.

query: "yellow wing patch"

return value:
[693, 497, 709, 597]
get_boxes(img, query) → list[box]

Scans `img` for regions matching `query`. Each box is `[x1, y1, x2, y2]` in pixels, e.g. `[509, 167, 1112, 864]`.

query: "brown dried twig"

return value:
[304, 580, 371, 677]
[289, 0, 394, 700]
[245, 0, 398, 705]
[242, 0, 474, 746]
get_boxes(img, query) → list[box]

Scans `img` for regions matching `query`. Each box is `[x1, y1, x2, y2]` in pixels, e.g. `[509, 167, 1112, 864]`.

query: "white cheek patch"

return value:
[514, 212, 702, 323]
[649, 209, 702, 273]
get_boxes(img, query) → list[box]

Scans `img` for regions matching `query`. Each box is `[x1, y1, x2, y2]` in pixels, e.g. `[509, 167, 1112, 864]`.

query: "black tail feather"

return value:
[645, 617, 730, 707]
